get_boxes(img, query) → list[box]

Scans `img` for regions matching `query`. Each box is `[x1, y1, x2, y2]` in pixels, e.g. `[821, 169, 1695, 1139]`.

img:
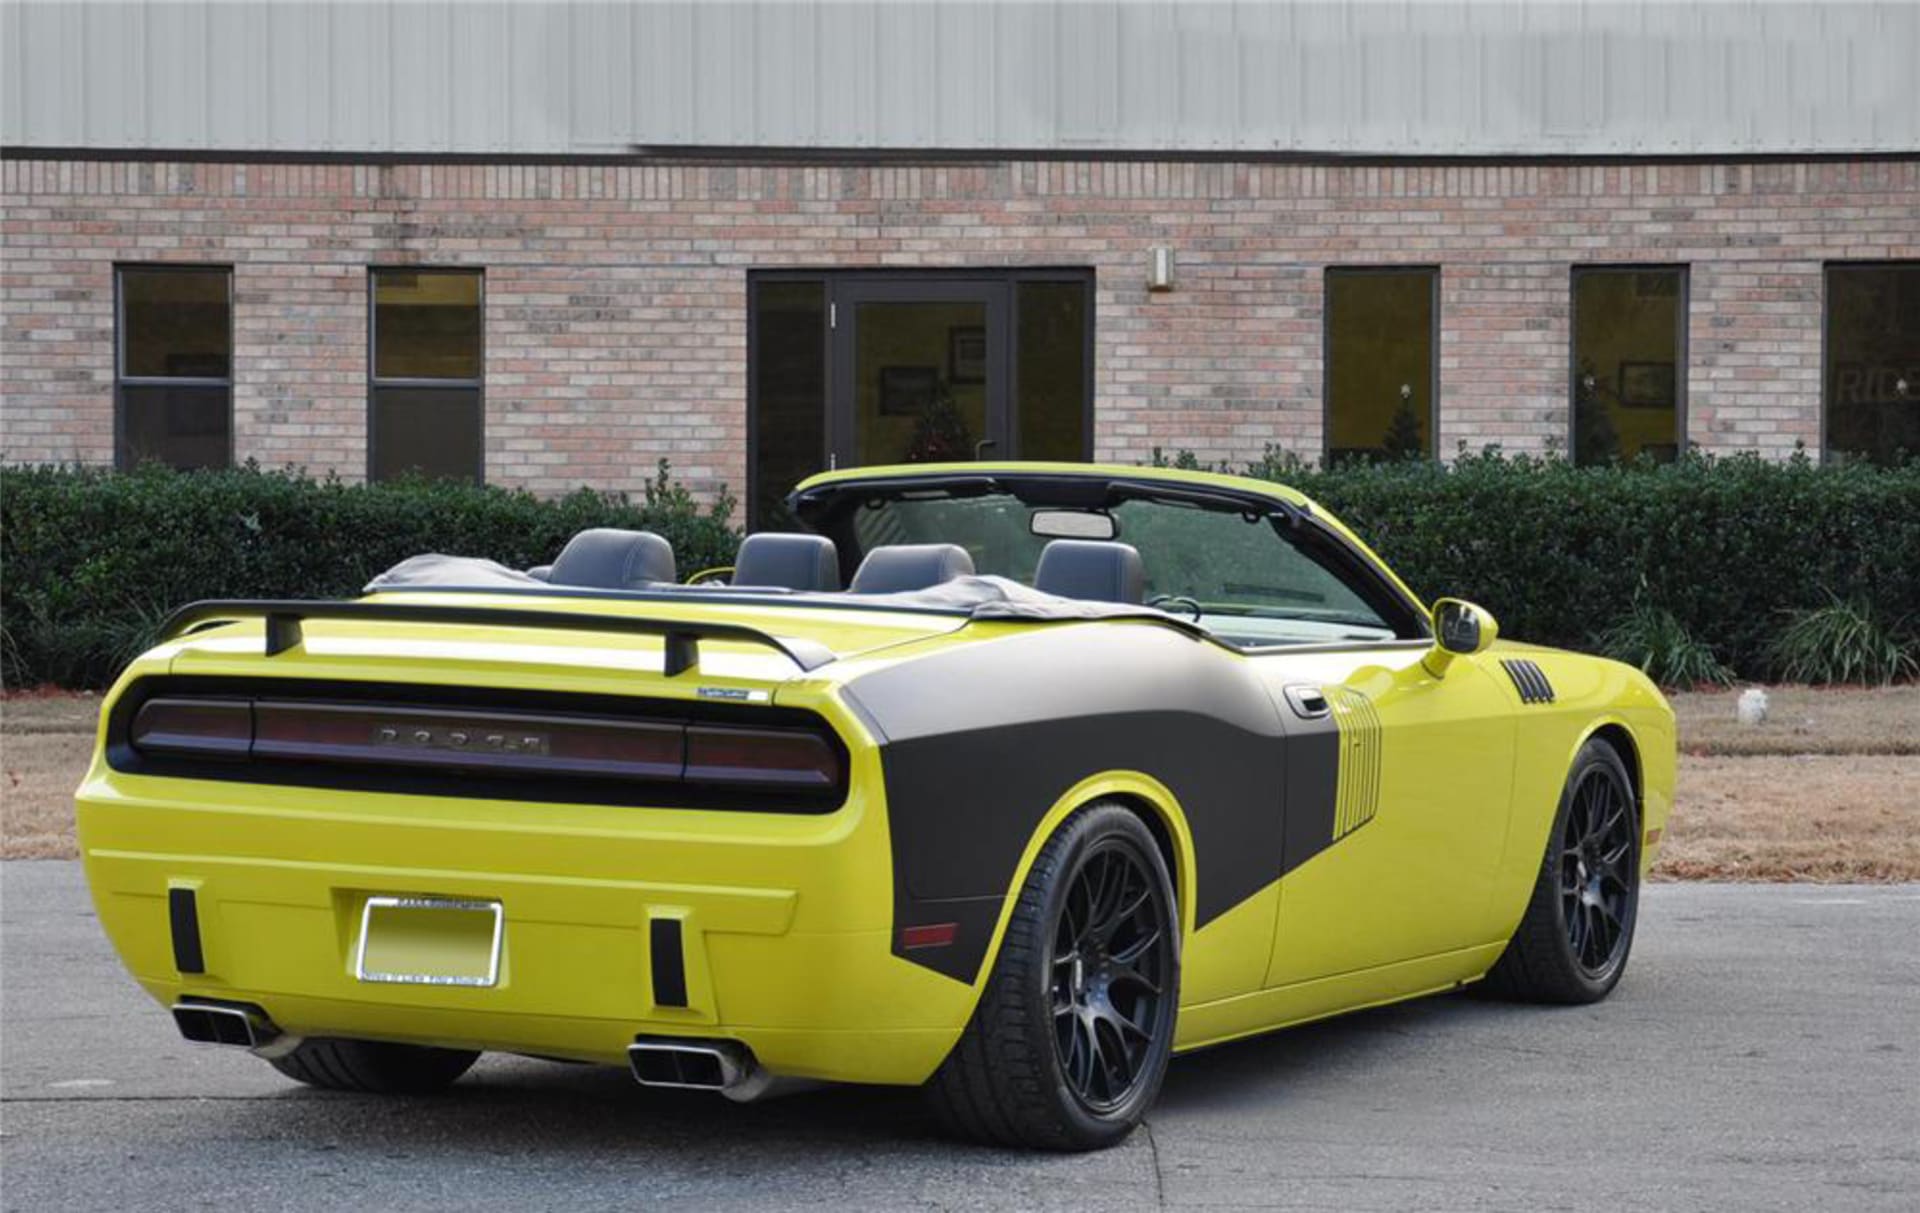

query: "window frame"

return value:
[1568, 264, 1691, 464]
[113, 263, 235, 471]
[1821, 259, 1920, 464]
[366, 266, 486, 484]
[1321, 265, 1442, 463]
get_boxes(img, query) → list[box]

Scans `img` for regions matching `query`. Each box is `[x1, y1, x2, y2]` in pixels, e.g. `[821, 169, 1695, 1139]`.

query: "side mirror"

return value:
[1422, 598, 1499, 678]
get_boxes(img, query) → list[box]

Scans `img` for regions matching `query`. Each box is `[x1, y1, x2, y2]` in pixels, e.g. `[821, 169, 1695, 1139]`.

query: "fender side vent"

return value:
[1502, 659, 1556, 704]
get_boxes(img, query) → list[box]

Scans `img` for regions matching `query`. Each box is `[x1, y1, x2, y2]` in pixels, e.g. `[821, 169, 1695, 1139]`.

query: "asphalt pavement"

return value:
[3, 862, 1916, 1211]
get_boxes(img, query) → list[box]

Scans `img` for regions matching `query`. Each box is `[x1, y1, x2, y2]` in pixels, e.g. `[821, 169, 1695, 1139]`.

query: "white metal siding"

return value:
[5, 1, 1917, 157]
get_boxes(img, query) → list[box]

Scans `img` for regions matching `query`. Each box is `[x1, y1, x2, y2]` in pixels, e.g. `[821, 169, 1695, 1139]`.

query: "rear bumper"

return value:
[76, 763, 977, 1086]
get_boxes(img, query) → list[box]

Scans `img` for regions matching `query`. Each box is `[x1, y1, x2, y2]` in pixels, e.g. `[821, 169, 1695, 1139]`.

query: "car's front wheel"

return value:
[268, 1037, 480, 1094]
[926, 802, 1180, 1151]
[1484, 737, 1641, 1003]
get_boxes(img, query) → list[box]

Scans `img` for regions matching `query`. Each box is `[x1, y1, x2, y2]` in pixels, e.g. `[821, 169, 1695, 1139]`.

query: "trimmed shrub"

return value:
[1, 462, 738, 689]
[1228, 447, 1920, 683]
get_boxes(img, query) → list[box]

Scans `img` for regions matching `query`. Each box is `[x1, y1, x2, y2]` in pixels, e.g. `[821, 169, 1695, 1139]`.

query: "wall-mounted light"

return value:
[1148, 247, 1176, 292]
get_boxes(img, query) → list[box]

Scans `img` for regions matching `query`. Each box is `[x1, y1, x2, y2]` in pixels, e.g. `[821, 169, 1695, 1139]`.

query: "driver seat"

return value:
[1033, 539, 1146, 605]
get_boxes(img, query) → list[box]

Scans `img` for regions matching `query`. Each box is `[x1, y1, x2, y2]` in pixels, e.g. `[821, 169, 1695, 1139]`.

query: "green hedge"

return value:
[0, 462, 738, 689]
[5, 452, 1917, 689]
[1233, 448, 1920, 682]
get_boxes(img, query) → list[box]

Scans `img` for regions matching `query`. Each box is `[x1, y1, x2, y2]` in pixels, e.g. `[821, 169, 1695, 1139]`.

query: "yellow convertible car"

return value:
[77, 462, 1673, 1150]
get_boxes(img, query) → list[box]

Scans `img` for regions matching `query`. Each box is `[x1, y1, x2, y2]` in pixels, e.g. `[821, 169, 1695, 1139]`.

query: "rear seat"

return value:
[541, 529, 677, 590]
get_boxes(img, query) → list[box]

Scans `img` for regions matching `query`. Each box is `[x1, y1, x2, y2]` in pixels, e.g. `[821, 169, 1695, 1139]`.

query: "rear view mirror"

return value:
[1030, 509, 1117, 541]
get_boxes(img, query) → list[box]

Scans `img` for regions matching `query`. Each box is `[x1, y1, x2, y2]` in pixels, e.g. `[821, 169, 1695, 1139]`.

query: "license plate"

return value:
[354, 897, 503, 988]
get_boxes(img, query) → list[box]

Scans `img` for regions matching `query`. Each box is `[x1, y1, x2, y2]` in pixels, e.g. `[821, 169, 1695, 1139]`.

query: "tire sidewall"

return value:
[1026, 805, 1181, 1147]
[1548, 740, 1642, 999]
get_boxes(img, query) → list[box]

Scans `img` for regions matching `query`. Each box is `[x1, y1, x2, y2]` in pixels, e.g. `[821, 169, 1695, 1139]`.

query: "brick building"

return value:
[3, 2, 1916, 527]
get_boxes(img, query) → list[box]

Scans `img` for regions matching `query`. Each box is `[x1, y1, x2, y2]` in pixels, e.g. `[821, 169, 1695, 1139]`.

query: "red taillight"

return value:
[129, 698, 252, 757]
[123, 693, 843, 799]
[684, 724, 842, 790]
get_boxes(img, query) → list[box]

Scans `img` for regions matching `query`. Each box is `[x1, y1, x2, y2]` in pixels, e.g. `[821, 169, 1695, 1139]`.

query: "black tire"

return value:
[925, 802, 1180, 1151]
[1483, 737, 1641, 1004]
[268, 1037, 480, 1094]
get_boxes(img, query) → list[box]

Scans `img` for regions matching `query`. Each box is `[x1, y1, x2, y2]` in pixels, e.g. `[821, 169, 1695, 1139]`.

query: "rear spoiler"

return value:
[156, 599, 837, 678]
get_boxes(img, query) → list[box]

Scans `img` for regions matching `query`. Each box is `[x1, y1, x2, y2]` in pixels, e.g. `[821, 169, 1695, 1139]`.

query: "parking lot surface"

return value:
[4, 864, 1915, 1211]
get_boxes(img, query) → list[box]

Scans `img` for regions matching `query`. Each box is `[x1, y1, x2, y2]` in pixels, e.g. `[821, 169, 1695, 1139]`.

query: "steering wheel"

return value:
[1148, 594, 1204, 621]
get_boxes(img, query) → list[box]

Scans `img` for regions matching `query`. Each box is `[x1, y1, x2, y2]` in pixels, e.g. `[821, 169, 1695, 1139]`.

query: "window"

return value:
[1571, 267, 1687, 465]
[370, 268, 484, 482]
[116, 266, 232, 469]
[1826, 263, 1920, 466]
[1325, 268, 1437, 462]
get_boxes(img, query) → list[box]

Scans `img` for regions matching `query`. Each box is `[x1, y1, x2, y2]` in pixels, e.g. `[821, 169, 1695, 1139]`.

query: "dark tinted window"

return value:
[750, 281, 829, 529]
[370, 269, 483, 481]
[1572, 268, 1686, 465]
[1326, 269, 1436, 461]
[1016, 280, 1089, 462]
[1827, 264, 1920, 465]
[116, 267, 231, 470]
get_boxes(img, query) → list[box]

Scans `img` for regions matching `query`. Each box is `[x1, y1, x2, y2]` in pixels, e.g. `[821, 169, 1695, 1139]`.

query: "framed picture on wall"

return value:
[948, 326, 987, 384]
[1618, 361, 1677, 408]
[878, 365, 939, 416]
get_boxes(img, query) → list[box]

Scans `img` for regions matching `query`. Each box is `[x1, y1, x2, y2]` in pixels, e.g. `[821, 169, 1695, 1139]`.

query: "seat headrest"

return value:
[850, 543, 976, 594]
[546, 528, 677, 589]
[1033, 539, 1147, 605]
[732, 533, 840, 592]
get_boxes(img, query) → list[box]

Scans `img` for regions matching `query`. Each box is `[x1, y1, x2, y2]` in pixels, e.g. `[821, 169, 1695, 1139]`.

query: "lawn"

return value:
[4, 686, 1916, 878]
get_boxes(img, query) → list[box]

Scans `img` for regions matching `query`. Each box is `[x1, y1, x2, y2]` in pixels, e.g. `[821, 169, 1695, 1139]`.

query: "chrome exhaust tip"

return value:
[627, 1039, 751, 1091]
[171, 1001, 276, 1049]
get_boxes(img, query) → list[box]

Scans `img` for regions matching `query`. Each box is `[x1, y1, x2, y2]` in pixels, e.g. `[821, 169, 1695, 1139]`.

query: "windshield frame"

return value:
[791, 468, 1431, 647]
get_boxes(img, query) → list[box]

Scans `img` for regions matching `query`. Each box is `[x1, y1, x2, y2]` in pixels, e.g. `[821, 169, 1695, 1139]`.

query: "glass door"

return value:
[830, 279, 1010, 469]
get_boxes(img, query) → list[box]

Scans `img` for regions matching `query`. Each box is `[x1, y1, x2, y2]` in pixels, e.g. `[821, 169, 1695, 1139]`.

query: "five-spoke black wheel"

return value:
[1485, 737, 1641, 1003]
[926, 802, 1180, 1150]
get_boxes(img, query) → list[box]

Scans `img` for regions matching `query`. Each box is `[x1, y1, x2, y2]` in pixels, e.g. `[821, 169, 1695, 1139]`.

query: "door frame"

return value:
[746, 268, 1096, 528]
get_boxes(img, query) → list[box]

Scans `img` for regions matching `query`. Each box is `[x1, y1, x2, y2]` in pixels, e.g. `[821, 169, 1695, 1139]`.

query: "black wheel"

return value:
[268, 1037, 480, 1094]
[925, 802, 1180, 1151]
[1484, 737, 1640, 1004]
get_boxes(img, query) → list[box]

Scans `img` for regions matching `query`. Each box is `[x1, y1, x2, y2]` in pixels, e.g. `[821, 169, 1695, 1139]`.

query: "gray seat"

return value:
[732, 533, 840, 592]
[1033, 539, 1146, 604]
[849, 543, 975, 594]
[545, 528, 677, 589]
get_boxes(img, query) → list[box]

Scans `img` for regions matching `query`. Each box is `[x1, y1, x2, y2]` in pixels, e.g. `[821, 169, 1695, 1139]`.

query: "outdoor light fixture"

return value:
[1148, 247, 1176, 292]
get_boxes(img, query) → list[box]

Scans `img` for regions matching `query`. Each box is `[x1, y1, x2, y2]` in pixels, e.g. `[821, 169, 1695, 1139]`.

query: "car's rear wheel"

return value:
[1484, 737, 1640, 1004]
[925, 802, 1180, 1151]
[268, 1037, 480, 1094]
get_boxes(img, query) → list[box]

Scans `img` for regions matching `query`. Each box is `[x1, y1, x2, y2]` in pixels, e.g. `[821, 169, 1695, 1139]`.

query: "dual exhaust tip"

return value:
[171, 1007, 787, 1102]
[171, 1001, 276, 1050]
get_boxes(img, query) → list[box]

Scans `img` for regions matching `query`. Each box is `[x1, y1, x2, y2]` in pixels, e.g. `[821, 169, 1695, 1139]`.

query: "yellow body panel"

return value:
[77, 463, 1675, 1087]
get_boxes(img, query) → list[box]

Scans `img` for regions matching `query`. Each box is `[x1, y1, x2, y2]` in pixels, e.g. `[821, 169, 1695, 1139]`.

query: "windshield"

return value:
[844, 487, 1414, 646]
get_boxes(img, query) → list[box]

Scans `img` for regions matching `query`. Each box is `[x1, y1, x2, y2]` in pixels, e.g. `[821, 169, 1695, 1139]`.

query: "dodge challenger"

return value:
[77, 462, 1673, 1150]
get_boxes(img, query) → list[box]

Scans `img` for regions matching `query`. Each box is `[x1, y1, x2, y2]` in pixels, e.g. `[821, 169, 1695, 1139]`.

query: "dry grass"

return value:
[5, 688, 1917, 874]
[2, 730, 95, 859]
[1669, 684, 1919, 756]
[1654, 755, 1920, 882]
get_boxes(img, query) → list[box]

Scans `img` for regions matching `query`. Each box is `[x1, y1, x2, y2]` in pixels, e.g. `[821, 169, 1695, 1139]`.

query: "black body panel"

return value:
[845, 623, 1340, 983]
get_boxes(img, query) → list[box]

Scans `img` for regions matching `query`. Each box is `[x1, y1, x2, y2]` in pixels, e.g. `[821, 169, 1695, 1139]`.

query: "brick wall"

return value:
[3, 157, 1916, 499]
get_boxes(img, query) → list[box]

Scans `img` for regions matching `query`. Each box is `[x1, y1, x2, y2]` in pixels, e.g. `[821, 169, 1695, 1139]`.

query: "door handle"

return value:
[1283, 684, 1330, 720]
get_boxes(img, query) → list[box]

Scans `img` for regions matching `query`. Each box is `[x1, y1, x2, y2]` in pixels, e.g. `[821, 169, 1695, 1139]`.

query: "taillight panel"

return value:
[111, 677, 849, 813]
